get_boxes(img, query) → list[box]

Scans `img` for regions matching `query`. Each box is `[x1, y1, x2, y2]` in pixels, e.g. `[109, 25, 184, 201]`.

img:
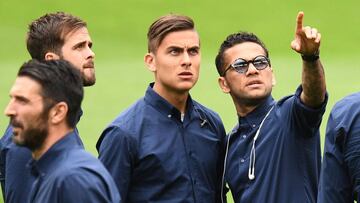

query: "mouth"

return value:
[83, 61, 94, 69]
[178, 71, 193, 79]
[12, 129, 19, 137]
[10, 118, 22, 128]
[10, 121, 22, 136]
[246, 80, 263, 87]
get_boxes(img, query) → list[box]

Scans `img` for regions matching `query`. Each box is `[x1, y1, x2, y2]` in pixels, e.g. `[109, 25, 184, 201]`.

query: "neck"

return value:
[235, 103, 258, 117]
[153, 83, 189, 114]
[233, 96, 268, 117]
[32, 126, 73, 160]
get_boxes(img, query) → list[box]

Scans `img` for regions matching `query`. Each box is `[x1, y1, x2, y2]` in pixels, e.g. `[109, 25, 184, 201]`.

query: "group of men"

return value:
[0, 10, 358, 203]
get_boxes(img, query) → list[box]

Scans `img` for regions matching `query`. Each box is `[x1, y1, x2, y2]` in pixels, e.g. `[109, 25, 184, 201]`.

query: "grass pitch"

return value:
[1, 0, 360, 202]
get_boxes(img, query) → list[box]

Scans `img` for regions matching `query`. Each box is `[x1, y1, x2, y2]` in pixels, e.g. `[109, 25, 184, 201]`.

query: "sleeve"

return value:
[0, 125, 13, 198]
[211, 112, 228, 203]
[222, 132, 234, 203]
[318, 112, 353, 203]
[97, 126, 136, 201]
[58, 170, 121, 203]
[293, 85, 328, 136]
[217, 122, 227, 203]
[343, 115, 360, 202]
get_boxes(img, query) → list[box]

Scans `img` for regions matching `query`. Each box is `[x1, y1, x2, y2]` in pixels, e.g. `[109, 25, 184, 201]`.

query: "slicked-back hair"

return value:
[147, 14, 195, 53]
[215, 32, 270, 76]
[18, 59, 83, 128]
[26, 12, 87, 60]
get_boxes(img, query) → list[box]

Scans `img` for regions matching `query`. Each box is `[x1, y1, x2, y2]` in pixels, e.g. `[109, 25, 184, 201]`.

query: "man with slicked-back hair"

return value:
[97, 14, 226, 202]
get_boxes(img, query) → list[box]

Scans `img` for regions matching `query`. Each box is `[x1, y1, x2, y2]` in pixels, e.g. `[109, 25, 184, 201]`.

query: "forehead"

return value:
[159, 30, 200, 49]
[63, 27, 92, 45]
[224, 42, 266, 64]
[10, 76, 42, 99]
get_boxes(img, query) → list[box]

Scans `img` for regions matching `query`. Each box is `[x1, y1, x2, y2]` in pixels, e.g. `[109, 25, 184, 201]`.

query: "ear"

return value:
[218, 77, 230, 94]
[144, 53, 156, 72]
[45, 52, 60, 61]
[49, 102, 68, 125]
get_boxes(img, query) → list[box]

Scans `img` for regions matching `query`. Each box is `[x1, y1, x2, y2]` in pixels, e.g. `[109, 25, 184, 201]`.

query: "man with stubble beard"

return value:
[0, 12, 96, 202]
[4, 59, 120, 203]
[216, 12, 327, 202]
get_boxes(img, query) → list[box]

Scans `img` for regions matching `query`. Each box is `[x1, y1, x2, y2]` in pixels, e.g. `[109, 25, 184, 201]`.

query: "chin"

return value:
[177, 83, 195, 92]
[12, 136, 24, 146]
[249, 92, 271, 101]
[83, 77, 96, 86]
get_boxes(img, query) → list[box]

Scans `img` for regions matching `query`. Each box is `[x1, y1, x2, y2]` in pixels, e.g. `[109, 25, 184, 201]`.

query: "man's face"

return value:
[147, 30, 200, 95]
[61, 27, 95, 86]
[219, 42, 274, 105]
[4, 77, 49, 151]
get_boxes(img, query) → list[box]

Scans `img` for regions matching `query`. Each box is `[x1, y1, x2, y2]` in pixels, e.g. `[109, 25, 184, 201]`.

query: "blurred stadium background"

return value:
[1, 0, 360, 202]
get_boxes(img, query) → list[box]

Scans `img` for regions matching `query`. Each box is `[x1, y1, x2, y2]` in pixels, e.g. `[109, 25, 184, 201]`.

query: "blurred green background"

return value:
[1, 0, 360, 202]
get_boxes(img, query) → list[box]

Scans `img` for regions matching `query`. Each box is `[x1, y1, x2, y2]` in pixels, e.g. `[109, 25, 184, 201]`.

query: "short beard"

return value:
[236, 90, 271, 106]
[13, 110, 49, 152]
[16, 126, 48, 151]
[82, 74, 96, 86]
[59, 54, 96, 86]
[82, 60, 96, 86]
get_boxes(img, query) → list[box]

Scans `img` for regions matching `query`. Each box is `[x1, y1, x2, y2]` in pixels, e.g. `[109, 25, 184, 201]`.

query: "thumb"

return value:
[291, 40, 300, 52]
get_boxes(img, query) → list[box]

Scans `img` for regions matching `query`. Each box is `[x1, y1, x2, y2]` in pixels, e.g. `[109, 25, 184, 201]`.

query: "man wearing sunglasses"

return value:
[215, 11, 327, 202]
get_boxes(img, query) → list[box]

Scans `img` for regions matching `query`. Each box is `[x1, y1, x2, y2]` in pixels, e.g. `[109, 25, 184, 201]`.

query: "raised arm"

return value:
[291, 11, 326, 108]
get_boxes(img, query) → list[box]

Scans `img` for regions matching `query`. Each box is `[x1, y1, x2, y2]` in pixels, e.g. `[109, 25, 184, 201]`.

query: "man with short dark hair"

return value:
[0, 12, 95, 202]
[216, 12, 327, 202]
[97, 14, 226, 202]
[4, 59, 120, 203]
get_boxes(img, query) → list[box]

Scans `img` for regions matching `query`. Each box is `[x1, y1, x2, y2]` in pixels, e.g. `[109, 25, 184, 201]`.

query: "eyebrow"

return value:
[72, 40, 92, 49]
[12, 95, 30, 103]
[167, 46, 183, 51]
[188, 46, 200, 51]
[166, 45, 200, 51]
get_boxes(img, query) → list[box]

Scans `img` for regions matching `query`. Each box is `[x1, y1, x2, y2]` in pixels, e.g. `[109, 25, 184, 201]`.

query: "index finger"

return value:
[295, 11, 304, 34]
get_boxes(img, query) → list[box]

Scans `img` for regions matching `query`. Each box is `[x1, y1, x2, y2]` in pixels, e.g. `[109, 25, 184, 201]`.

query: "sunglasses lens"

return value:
[253, 56, 269, 70]
[232, 59, 248, 73]
[229, 56, 270, 75]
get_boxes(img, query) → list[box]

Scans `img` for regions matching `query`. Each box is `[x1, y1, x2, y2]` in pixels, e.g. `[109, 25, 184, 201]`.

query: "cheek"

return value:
[192, 56, 201, 66]
[192, 58, 201, 72]
[159, 62, 177, 74]
[62, 51, 83, 69]
[193, 66, 200, 75]
[265, 72, 274, 85]
[20, 115, 33, 129]
[227, 76, 245, 91]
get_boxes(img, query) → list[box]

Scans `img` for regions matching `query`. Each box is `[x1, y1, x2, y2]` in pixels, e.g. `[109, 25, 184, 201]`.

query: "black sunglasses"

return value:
[222, 55, 271, 76]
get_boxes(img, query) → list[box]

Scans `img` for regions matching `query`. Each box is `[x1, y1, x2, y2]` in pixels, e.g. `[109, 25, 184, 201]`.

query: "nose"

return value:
[86, 46, 95, 59]
[181, 53, 191, 68]
[4, 100, 15, 117]
[246, 63, 259, 75]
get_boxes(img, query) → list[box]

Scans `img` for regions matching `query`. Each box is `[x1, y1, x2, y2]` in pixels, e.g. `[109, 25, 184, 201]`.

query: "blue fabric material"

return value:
[97, 83, 226, 203]
[28, 131, 120, 203]
[0, 111, 84, 203]
[318, 92, 360, 203]
[225, 86, 327, 203]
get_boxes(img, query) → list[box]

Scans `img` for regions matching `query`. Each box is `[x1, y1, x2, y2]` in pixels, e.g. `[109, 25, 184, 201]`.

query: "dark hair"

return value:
[26, 12, 87, 60]
[215, 32, 270, 76]
[147, 14, 195, 53]
[18, 59, 83, 128]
